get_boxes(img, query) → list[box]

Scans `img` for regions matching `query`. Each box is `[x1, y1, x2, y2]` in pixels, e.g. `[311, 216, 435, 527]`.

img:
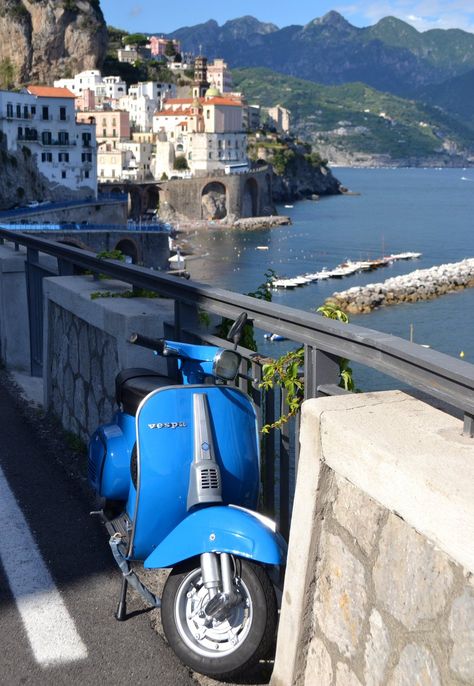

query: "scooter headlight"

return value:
[213, 349, 241, 381]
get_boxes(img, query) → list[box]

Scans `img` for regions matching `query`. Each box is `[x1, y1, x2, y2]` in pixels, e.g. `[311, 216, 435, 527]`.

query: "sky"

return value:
[99, 0, 474, 35]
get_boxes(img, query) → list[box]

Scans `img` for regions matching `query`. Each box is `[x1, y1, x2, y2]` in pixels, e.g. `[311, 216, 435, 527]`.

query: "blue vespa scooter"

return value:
[88, 314, 286, 680]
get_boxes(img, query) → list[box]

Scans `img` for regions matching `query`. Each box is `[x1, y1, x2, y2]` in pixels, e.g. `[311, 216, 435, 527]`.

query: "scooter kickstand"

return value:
[115, 576, 128, 621]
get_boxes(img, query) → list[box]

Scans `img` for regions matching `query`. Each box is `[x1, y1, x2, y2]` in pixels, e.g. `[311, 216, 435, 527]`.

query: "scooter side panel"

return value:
[88, 413, 135, 500]
[129, 385, 260, 560]
[143, 505, 287, 569]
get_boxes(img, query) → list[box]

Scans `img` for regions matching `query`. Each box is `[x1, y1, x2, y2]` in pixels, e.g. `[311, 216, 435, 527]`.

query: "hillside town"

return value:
[0, 36, 291, 200]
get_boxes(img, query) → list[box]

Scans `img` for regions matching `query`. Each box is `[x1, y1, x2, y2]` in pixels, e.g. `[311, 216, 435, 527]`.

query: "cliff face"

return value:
[0, 0, 107, 85]
[0, 134, 50, 209]
[272, 159, 341, 202]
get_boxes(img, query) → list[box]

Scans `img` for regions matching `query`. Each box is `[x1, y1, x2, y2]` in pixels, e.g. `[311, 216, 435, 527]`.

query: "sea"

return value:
[182, 167, 474, 391]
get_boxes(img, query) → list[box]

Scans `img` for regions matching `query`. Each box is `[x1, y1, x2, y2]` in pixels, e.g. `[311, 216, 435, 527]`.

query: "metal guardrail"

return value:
[0, 222, 171, 233]
[0, 228, 472, 536]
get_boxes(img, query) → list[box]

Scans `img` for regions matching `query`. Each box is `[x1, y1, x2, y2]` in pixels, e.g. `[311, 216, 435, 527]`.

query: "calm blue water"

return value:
[184, 168, 474, 389]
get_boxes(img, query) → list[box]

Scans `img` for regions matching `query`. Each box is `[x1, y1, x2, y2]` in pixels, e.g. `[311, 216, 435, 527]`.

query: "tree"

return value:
[0, 58, 15, 89]
[173, 155, 189, 170]
[165, 40, 177, 57]
[123, 33, 148, 46]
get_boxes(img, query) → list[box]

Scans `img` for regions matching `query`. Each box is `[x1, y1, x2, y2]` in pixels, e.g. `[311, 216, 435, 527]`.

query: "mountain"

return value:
[0, 0, 107, 86]
[169, 12, 474, 98]
[233, 68, 474, 166]
[419, 70, 474, 128]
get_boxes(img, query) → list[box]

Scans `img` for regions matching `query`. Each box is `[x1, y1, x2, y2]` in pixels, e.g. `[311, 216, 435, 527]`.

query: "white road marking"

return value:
[0, 466, 87, 665]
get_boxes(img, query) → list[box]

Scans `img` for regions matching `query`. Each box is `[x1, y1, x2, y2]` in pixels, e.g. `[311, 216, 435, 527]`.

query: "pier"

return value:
[326, 258, 474, 313]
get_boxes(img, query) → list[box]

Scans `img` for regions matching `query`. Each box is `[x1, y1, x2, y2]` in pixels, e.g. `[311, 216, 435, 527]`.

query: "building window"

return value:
[58, 131, 69, 145]
[102, 129, 107, 137]
[42, 106, 49, 121]
[16, 104, 21, 118]
[6, 104, 13, 118]
[58, 152, 69, 162]
[102, 118, 106, 126]
[23, 105, 28, 119]
[61, 171, 66, 179]
[82, 132, 91, 147]
[42, 131, 52, 145]
[17, 127, 23, 139]
[41, 152, 52, 162]
[208, 152, 212, 159]
[206, 110, 210, 119]
[59, 107, 66, 121]
[31, 106, 36, 116]
[84, 170, 90, 179]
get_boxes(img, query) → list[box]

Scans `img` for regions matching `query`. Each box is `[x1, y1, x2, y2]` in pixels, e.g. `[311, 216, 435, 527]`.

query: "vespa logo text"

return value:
[148, 422, 187, 430]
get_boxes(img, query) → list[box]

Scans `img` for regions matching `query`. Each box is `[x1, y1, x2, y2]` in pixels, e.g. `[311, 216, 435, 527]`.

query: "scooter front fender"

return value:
[143, 506, 287, 569]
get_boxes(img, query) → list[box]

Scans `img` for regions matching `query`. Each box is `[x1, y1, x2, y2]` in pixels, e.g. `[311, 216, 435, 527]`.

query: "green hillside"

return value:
[233, 68, 474, 162]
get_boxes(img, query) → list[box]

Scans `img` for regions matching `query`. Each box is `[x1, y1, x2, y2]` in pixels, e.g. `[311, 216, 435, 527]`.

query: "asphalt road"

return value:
[0, 377, 197, 686]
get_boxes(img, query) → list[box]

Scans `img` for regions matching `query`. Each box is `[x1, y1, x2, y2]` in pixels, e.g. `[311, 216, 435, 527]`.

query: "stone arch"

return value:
[242, 177, 259, 217]
[201, 181, 227, 220]
[144, 185, 159, 213]
[128, 186, 143, 219]
[115, 238, 139, 264]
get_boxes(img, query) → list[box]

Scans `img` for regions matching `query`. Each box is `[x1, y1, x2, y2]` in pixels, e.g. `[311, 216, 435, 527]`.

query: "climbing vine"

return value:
[259, 302, 356, 433]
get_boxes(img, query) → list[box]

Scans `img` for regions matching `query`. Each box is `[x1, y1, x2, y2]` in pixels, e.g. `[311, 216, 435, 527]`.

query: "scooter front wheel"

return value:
[161, 556, 277, 680]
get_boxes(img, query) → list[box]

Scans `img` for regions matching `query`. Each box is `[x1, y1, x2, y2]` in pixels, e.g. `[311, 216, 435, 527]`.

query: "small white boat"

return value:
[284, 204, 294, 209]
[264, 333, 288, 341]
[256, 246, 269, 250]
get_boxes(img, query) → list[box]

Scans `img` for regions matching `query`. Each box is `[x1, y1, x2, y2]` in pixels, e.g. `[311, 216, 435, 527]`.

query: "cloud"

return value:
[358, 0, 474, 32]
[129, 4, 144, 19]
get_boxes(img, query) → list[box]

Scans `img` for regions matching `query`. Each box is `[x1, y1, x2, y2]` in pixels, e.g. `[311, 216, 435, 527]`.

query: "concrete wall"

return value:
[272, 391, 474, 686]
[43, 275, 174, 440]
[0, 245, 30, 371]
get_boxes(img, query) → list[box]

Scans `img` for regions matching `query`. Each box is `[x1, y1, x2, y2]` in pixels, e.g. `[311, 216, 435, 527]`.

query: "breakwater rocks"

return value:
[326, 259, 474, 313]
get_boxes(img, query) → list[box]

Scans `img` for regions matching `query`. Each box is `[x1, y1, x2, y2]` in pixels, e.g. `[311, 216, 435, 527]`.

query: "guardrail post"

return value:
[304, 345, 341, 399]
[464, 413, 474, 437]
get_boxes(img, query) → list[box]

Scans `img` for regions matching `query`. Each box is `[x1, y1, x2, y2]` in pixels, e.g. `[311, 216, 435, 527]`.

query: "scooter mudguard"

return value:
[143, 505, 287, 569]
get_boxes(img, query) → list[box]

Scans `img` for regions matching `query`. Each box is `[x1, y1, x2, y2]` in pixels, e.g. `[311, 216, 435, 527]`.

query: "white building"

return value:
[129, 81, 176, 107]
[0, 85, 97, 196]
[54, 70, 127, 107]
[118, 94, 157, 133]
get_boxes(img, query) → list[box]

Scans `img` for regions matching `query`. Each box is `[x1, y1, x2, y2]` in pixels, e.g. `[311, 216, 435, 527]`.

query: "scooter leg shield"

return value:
[143, 505, 287, 569]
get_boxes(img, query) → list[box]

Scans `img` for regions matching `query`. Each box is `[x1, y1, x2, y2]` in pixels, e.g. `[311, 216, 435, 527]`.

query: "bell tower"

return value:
[192, 56, 209, 99]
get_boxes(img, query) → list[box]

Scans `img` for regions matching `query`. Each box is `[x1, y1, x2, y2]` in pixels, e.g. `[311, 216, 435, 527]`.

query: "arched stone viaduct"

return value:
[29, 229, 169, 270]
[160, 167, 275, 221]
[99, 167, 275, 221]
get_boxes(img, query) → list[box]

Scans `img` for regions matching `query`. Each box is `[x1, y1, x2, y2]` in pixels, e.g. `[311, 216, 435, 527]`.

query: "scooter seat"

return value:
[116, 368, 176, 415]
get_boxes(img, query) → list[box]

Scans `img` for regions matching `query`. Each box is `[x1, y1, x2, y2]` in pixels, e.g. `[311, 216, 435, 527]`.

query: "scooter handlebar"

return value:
[129, 333, 166, 354]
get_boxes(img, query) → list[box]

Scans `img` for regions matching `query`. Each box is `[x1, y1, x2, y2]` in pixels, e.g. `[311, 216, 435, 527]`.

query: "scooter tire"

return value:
[161, 556, 278, 680]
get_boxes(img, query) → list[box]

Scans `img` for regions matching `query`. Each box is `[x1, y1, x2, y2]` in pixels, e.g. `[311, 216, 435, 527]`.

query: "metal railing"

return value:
[0, 195, 127, 219]
[0, 227, 472, 537]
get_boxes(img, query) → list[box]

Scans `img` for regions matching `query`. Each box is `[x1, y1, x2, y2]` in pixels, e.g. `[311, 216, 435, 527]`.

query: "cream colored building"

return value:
[152, 88, 248, 177]
[267, 104, 291, 133]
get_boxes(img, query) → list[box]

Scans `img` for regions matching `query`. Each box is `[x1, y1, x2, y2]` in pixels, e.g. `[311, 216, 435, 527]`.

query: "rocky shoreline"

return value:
[326, 259, 474, 313]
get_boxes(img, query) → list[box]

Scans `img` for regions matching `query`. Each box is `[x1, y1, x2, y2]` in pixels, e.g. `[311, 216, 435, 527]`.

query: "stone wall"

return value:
[298, 468, 474, 685]
[272, 391, 474, 686]
[159, 167, 275, 221]
[44, 275, 174, 441]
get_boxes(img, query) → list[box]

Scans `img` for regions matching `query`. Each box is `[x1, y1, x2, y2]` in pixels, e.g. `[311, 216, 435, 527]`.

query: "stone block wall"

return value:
[48, 301, 119, 439]
[272, 391, 474, 686]
[44, 275, 174, 441]
[300, 468, 474, 685]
